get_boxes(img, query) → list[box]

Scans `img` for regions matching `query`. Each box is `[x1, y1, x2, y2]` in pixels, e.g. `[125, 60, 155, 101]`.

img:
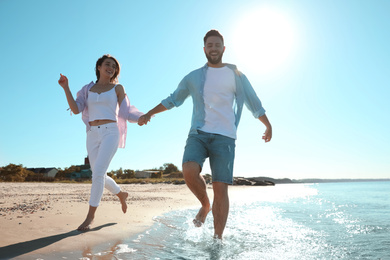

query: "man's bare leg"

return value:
[116, 191, 128, 213]
[183, 161, 211, 226]
[78, 205, 97, 231]
[212, 182, 229, 239]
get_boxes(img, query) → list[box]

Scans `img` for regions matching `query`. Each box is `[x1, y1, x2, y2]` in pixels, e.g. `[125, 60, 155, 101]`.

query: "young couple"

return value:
[58, 29, 272, 239]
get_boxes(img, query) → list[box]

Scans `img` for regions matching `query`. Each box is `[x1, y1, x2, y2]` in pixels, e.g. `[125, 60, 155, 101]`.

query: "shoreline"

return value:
[0, 182, 204, 259]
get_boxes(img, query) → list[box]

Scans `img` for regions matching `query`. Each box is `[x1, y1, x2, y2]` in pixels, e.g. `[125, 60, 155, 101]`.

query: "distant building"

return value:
[69, 168, 92, 180]
[27, 167, 58, 178]
[68, 157, 92, 180]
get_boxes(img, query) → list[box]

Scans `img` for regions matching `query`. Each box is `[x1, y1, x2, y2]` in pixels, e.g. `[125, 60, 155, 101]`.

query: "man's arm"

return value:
[259, 114, 272, 142]
[138, 103, 168, 126]
[138, 74, 191, 126]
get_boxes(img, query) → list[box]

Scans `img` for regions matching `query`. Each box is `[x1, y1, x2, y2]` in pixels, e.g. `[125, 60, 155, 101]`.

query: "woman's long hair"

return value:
[95, 54, 121, 83]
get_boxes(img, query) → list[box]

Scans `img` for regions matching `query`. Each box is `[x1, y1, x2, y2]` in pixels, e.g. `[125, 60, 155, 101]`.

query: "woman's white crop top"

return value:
[87, 86, 118, 122]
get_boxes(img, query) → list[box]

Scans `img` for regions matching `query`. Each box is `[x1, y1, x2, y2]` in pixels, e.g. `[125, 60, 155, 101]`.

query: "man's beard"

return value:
[206, 52, 223, 65]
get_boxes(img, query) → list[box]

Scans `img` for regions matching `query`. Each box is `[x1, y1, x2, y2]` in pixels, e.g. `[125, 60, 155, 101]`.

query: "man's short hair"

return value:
[203, 29, 224, 45]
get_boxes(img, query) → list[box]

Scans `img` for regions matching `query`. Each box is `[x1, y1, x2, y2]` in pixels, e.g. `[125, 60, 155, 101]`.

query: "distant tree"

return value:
[25, 171, 44, 182]
[123, 169, 135, 179]
[107, 170, 115, 179]
[0, 164, 32, 182]
[163, 163, 179, 175]
[55, 165, 81, 180]
[106, 168, 128, 179]
[115, 168, 124, 179]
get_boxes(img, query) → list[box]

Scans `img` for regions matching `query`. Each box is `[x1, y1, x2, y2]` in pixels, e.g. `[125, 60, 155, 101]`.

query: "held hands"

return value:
[138, 114, 151, 126]
[58, 73, 69, 89]
[138, 103, 166, 126]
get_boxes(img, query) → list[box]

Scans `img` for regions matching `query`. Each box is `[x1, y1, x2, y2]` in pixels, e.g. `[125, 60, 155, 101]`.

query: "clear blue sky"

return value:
[1, 0, 389, 180]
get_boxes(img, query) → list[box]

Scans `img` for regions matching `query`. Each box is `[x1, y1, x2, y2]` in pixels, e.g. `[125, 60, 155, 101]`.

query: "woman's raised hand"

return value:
[58, 73, 69, 89]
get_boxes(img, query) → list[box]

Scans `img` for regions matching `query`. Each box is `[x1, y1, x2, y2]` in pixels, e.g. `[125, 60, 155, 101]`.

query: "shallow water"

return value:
[30, 182, 390, 260]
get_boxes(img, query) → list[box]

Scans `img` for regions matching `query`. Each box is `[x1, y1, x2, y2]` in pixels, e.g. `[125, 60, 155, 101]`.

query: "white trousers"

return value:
[87, 123, 121, 207]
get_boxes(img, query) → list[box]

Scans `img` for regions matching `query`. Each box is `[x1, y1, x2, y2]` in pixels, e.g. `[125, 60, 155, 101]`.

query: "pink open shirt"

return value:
[75, 81, 144, 148]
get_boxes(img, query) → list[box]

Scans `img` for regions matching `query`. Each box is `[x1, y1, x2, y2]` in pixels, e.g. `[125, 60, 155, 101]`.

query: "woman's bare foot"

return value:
[77, 205, 97, 231]
[193, 206, 211, 227]
[77, 217, 94, 231]
[117, 191, 128, 213]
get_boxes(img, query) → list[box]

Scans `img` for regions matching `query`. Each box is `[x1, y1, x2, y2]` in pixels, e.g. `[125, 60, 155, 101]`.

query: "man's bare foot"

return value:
[193, 206, 211, 227]
[77, 217, 93, 231]
[117, 191, 128, 213]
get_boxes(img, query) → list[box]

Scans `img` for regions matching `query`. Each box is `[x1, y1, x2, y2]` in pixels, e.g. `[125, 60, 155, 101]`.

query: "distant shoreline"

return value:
[235, 176, 390, 184]
[293, 178, 390, 184]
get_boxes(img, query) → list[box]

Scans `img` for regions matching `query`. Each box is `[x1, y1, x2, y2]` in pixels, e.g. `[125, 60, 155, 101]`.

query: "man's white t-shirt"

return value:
[200, 66, 237, 139]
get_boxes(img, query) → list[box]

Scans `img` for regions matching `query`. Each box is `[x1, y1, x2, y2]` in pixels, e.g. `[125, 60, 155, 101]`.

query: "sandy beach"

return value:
[0, 182, 212, 259]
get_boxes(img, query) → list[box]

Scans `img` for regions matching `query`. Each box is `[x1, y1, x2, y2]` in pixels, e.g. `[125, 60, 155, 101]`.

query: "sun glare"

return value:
[231, 8, 296, 74]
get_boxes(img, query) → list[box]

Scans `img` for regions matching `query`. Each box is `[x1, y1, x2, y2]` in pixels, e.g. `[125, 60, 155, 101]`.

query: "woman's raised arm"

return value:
[58, 73, 80, 114]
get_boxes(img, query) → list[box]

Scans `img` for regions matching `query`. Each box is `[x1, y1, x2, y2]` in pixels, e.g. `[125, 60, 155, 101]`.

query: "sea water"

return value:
[109, 181, 390, 260]
[34, 181, 390, 260]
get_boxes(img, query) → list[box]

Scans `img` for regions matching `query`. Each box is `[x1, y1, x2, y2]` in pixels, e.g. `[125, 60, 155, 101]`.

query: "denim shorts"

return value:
[182, 130, 236, 184]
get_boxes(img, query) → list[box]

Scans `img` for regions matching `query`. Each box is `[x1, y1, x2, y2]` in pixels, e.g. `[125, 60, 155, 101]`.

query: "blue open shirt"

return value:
[161, 63, 266, 139]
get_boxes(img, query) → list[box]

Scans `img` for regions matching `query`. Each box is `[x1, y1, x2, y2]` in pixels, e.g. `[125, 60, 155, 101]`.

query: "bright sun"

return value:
[231, 8, 296, 74]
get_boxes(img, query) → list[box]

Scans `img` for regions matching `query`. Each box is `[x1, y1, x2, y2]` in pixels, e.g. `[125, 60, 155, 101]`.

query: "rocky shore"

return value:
[233, 177, 275, 186]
